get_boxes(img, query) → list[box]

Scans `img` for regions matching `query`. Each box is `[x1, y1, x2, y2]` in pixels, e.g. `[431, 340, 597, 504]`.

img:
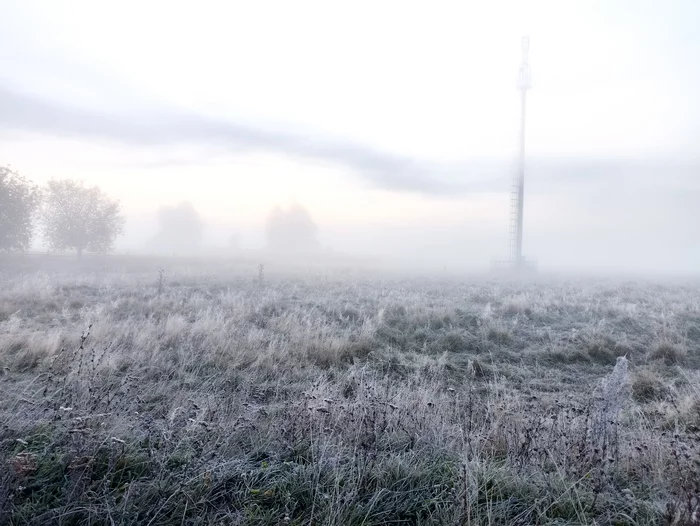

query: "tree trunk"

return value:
[77, 247, 83, 261]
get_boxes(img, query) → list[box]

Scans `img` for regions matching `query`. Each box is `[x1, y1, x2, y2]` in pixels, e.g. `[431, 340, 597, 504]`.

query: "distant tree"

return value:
[265, 204, 319, 253]
[0, 165, 40, 251]
[152, 201, 203, 254]
[227, 232, 241, 253]
[41, 179, 125, 259]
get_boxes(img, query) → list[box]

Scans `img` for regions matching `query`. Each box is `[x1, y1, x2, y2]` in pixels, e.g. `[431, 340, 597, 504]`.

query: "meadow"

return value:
[1, 258, 699, 525]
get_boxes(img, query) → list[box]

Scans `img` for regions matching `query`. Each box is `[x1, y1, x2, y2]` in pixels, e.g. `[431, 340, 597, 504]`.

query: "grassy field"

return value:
[1, 261, 699, 525]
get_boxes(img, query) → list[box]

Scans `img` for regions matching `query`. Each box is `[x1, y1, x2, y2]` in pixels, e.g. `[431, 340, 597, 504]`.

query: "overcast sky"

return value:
[2, 1, 699, 273]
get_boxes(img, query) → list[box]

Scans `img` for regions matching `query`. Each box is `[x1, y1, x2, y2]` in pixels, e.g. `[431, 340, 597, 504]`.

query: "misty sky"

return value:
[1, 1, 699, 272]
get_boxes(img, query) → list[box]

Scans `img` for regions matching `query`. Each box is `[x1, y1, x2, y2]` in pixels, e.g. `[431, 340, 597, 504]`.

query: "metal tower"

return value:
[509, 36, 531, 268]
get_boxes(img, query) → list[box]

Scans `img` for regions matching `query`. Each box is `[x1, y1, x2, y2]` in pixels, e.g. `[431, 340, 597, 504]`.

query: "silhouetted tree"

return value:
[41, 179, 125, 259]
[152, 201, 203, 254]
[265, 204, 319, 253]
[0, 165, 40, 251]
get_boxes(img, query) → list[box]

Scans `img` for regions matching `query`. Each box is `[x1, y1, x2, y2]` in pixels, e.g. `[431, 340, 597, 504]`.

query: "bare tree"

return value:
[41, 179, 125, 259]
[0, 165, 40, 252]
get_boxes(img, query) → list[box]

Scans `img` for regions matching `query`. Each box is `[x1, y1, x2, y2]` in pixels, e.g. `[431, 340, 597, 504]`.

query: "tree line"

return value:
[0, 165, 124, 259]
[1, 164, 322, 259]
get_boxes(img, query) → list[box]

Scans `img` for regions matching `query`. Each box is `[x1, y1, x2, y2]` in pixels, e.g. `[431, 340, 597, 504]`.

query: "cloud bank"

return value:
[3, 84, 697, 197]
[2, 85, 495, 195]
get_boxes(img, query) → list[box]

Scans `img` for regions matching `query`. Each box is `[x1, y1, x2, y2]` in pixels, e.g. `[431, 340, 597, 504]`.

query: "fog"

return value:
[2, 1, 699, 275]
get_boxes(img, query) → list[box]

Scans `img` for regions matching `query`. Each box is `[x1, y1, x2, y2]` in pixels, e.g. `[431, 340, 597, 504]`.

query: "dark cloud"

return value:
[3, 85, 697, 196]
[1, 85, 499, 195]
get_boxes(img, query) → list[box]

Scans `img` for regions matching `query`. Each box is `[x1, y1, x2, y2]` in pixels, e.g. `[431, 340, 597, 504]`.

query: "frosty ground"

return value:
[1, 260, 699, 525]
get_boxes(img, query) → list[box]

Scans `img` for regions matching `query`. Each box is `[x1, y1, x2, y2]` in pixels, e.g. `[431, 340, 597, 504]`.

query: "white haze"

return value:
[1, 0, 699, 275]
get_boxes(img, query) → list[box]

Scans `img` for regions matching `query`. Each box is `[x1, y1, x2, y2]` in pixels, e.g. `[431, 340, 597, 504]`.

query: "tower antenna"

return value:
[509, 36, 531, 269]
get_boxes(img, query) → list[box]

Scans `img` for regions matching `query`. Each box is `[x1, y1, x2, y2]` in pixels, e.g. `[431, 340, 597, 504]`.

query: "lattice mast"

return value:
[510, 36, 531, 266]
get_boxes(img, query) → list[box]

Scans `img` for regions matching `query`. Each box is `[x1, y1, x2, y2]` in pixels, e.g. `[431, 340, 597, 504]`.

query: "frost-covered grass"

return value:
[1, 263, 699, 525]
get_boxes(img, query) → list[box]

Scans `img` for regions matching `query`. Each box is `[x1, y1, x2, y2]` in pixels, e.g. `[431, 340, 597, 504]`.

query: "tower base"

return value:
[490, 258, 538, 275]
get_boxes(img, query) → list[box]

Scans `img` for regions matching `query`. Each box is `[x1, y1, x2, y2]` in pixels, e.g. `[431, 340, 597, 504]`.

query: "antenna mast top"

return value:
[518, 36, 531, 91]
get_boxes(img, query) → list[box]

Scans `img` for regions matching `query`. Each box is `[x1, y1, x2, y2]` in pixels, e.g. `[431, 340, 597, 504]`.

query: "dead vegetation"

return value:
[0, 265, 699, 525]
